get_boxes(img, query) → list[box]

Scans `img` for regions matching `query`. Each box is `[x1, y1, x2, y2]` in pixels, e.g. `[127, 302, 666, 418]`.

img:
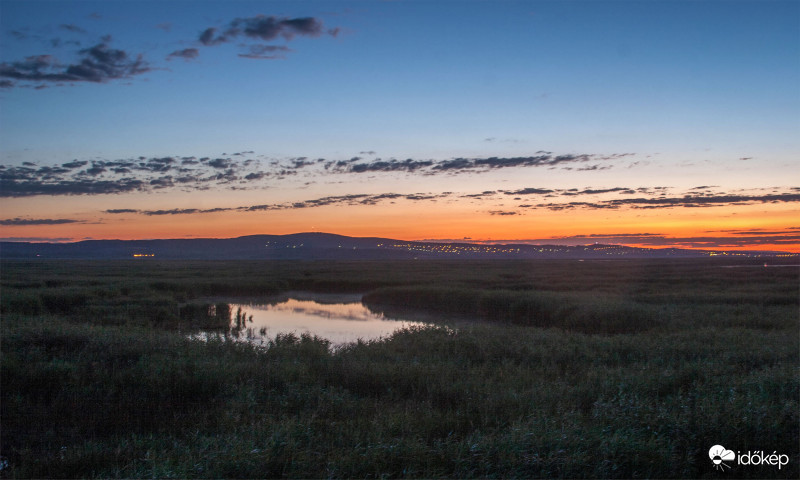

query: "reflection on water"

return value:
[197, 294, 431, 346]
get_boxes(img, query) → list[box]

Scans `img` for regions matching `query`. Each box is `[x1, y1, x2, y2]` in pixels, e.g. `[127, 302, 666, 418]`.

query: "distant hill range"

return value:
[2, 233, 797, 260]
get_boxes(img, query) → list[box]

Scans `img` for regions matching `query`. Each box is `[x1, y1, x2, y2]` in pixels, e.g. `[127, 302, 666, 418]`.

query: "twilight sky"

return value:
[1, 0, 798, 251]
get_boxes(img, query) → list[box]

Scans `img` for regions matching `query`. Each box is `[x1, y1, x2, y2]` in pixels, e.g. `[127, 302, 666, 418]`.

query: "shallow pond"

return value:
[198, 293, 433, 346]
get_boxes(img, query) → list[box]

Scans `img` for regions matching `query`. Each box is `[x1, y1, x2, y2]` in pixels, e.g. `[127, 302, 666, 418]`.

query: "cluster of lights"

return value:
[585, 245, 639, 255]
[258, 240, 798, 258]
[265, 243, 305, 249]
[708, 251, 752, 257]
[381, 242, 643, 256]
[384, 243, 524, 255]
[132, 253, 155, 257]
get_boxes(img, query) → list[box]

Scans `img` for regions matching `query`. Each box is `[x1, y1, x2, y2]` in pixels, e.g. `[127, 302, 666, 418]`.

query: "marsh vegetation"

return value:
[1, 259, 797, 478]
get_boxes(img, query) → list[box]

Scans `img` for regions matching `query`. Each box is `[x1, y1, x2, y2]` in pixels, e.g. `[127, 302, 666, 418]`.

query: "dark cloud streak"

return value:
[104, 209, 138, 214]
[0, 217, 83, 225]
[529, 192, 800, 211]
[166, 48, 199, 61]
[336, 153, 617, 175]
[105, 192, 450, 217]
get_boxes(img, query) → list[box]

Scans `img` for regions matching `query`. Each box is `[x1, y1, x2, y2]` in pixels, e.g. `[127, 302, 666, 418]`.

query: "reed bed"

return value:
[1, 259, 797, 478]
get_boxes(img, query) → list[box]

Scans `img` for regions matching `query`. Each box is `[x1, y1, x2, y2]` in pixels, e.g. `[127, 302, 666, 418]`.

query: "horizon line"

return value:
[1, 231, 797, 255]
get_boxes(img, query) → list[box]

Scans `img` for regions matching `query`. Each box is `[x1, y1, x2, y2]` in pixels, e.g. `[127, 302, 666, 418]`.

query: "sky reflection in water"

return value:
[220, 296, 430, 346]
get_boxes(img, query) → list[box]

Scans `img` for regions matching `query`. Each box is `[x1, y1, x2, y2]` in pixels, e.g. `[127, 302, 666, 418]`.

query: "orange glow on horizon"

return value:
[1, 199, 798, 253]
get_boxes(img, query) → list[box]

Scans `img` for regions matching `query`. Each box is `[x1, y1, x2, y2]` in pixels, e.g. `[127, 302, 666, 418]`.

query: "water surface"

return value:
[203, 293, 432, 346]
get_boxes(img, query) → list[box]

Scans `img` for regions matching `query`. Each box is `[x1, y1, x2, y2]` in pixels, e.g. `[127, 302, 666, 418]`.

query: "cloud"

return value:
[244, 172, 267, 181]
[238, 44, 292, 60]
[574, 164, 612, 172]
[484, 137, 522, 143]
[198, 15, 339, 59]
[206, 158, 231, 169]
[349, 159, 435, 173]
[607, 193, 800, 209]
[477, 230, 800, 250]
[504, 187, 554, 195]
[574, 187, 633, 195]
[461, 191, 497, 198]
[547, 232, 800, 249]
[0, 154, 262, 196]
[60, 24, 87, 34]
[0, 153, 618, 197]
[25, 151, 617, 187]
[105, 191, 451, 218]
[489, 210, 519, 216]
[527, 191, 800, 211]
[11, 151, 778, 207]
[334, 153, 620, 175]
[230, 15, 329, 41]
[62, 160, 89, 169]
[104, 209, 139, 214]
[0, 38, 150, 87]
[9, 30, 29, 40]
[290, 157, 315, 168]
[143, 208, 200, 216]
[405, 194, 442, 201]
[0, 217, 83, 225]
[85, 165, 106, 176]
[0, 237, 75, 242]
[198, 27, 225, 46]
[712, 227, 800, 235]
[472, 185, 800, 212]
[166, 48, 199, 61]
[108, 207, 237, 216]
[0, 177, 147, 196]
[72, 40, 150, 81]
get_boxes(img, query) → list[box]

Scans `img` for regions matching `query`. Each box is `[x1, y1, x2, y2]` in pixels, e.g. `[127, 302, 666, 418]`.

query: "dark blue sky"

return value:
[2, 1, 797, 160]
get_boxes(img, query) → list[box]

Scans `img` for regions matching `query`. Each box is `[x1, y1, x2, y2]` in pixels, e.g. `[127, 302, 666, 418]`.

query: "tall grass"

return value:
[3, 318, 796, 478]
[1, 259, 797, 478]
[363, 287, 672, 334]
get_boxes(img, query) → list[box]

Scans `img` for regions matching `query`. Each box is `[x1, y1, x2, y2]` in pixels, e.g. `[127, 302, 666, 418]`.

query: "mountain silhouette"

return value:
[0, 232, 792, 260]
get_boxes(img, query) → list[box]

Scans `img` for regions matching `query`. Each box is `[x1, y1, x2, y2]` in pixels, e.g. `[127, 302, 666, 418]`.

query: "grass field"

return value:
[1, 259, 798, 478]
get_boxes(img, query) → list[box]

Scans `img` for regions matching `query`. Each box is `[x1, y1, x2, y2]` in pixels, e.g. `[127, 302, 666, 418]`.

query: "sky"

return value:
[1, 0, 798, 252]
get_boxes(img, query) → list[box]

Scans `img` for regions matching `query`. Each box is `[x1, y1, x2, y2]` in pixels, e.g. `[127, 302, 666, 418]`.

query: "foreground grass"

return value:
[1, 259, 798, 478]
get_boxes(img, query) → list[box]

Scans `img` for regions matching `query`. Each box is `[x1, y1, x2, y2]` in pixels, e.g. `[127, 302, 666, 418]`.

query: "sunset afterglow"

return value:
[1, 1, 798, 252]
